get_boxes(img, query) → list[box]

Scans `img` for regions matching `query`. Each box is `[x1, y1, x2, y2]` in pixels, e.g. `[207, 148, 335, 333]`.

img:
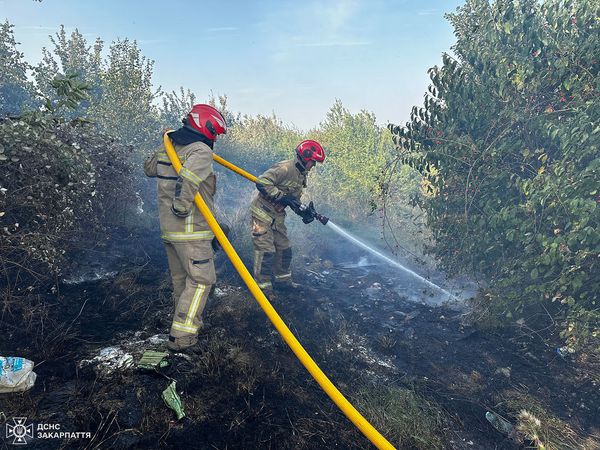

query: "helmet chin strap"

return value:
[295, 158, 308, 173]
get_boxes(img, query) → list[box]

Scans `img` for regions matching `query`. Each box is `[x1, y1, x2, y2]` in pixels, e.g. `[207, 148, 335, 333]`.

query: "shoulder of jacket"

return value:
[173, 141, 212, 154]
[186, 141, 212, 153]
[267, 160, 286, 170]
[278, 159, 295, 169]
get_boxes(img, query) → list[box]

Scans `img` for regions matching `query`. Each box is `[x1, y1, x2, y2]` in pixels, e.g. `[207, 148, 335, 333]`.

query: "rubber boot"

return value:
[273, 248, 301, 290]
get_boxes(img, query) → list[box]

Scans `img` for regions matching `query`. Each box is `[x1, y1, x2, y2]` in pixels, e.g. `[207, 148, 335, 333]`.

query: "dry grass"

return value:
[353, 385, 449, 449]
[495, 389, 592, 449]
[376, 334, 397, 350]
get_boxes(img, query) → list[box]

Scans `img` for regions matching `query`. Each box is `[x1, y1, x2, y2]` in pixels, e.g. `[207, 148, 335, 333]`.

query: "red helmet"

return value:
[186, 104, 227, 140]
[295, 140, 325, 164]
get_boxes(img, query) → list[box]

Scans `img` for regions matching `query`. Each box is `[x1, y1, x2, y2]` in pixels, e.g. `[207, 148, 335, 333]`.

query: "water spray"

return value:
[326, 221, 457, 300]
[209, 151, 456, 300]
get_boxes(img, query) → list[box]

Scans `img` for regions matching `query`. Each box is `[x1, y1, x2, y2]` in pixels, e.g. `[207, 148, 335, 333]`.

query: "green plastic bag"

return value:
[137, 351, 169, 370]
[162, 381, 185, 420]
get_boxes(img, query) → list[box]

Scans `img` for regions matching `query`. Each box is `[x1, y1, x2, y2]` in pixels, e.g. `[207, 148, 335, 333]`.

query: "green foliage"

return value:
[33, 27, 160, 150]
[0, 114, 134, 288]
[90, 38, 160, 150]
[35, 26, 103, 119]
[0, 21, 35, 115]
[311, 99, 419, 223]
[0, 116, 95, 275]
[40, 73, 91, 114]
[389, 0, 599, 350]
[160, 87, 196, 130]
[219, 111, 302, 174]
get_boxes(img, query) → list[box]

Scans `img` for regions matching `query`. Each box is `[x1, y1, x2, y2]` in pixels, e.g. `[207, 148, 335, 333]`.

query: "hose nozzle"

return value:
[315, 213, 329, 225]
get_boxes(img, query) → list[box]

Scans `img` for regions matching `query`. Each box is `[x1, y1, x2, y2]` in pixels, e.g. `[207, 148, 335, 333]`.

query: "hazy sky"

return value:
[2, 0, 462, 130]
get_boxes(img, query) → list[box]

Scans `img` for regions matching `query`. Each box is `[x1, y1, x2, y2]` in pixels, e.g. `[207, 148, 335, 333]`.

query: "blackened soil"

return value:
[1, 253, 599, 449]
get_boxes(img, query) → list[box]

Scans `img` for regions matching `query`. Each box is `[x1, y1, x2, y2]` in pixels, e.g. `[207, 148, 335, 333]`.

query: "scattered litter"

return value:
[485, 411, 515, 437]
[79, 346, 134, 378]
[495, 367, 511, 378]
[147, 334, 169, 346]
[78, 333, 171, 377]
[556, 346, 574, 358]
[213, 287, 229, 298]
[0, 357, 37, 394]
[162, 381, 185, 420]
[365, 282, 382, 298]
[137, 351, 169, 370]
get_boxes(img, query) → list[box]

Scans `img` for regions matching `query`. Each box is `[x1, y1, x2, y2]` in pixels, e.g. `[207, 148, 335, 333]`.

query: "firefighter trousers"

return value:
[251, 215, 293, 291]
[163, 239, 216, 351]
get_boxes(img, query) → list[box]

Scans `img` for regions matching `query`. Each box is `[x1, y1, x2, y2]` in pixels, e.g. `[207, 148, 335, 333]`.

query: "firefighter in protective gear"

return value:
[250, 140, 325, 294]
[144, 104, 227, 352]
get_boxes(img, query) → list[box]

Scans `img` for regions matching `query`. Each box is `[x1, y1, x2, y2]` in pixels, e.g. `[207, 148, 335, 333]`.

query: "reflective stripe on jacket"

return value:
[145, 140, 216, 242]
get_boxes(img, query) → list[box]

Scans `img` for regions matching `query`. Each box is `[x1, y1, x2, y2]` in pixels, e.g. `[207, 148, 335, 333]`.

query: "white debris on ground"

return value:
[135, 191, 144, 214]
[146, 334, 169, 346]
[495, 367, 512, 378]
[213, 285, 240, 298]
[0, 357, 37, 394]
[79, 347, 134, 378]
[78, 333, 169, 378]
[62, 270, 118, 285]
[365, 282, 382, 298]
[335, 331, 396, 371]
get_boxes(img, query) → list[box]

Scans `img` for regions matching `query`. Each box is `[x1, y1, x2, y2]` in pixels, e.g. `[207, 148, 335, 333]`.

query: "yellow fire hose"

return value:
[163, 133, 394, 450]
[212, 153, 258, 183]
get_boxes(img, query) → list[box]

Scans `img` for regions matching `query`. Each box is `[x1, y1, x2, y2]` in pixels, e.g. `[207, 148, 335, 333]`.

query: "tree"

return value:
[159, 87, 196, 130]
[220, 111, 302, 174]
[0, 21, 35, 115]
[389, 0, 599, 350]
[89, 38, 160, 150]
[312, 100, 398, 221]
[34, 29, 160, 150]
[34, 26, 103, 119]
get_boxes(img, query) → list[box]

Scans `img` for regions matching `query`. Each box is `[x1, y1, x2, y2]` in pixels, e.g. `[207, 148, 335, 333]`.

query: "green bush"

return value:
[389, 0, 599, 350]
[0, 114, 134, 284]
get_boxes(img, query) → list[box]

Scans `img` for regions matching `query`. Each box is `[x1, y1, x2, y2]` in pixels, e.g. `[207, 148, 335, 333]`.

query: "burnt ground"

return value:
[1, 237, 599, 449]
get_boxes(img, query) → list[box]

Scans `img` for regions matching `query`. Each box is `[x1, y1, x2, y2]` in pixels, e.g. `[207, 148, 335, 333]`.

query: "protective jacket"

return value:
[145, 141, 216, 243]
[250, 159, 307, 223]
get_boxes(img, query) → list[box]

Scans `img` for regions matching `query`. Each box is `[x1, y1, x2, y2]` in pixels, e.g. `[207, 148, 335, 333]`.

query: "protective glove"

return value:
[300, 201, 316, 224]
[211, 223, 231, 252]
[301, 214, 314, 224]
[277, 194, 300, 209]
